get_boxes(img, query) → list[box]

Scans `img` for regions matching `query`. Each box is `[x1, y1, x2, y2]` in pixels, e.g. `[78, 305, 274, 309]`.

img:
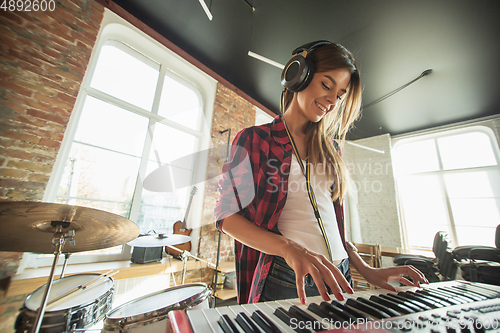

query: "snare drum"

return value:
[15, 273, 114, 333]
[102, 283, 211, 333]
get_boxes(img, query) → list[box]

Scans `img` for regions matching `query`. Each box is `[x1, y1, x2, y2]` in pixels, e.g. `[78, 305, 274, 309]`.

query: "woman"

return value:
[214, 41, 427, 305]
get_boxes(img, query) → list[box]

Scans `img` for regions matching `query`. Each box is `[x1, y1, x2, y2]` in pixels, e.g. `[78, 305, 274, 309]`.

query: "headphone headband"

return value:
[281, 40, 332, 92]
[291, 40, 332, 57]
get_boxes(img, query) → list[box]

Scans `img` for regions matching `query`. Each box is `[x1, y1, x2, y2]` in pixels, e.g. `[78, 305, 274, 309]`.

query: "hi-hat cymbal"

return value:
[0, 201, 140, 254]
[127, 234, 191, 248]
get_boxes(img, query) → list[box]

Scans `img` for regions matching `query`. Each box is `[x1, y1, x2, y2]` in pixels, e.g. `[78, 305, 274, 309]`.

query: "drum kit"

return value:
[0, 202, 214, 333]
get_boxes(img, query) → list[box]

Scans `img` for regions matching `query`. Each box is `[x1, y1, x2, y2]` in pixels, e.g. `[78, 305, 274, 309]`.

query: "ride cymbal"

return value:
[0, 201, 140, 254]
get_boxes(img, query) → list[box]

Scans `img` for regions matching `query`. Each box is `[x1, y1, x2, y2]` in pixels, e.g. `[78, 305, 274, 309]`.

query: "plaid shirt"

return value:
[214, 115, 346, 304]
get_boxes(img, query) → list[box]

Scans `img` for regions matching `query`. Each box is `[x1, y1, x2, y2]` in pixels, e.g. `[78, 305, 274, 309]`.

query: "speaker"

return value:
[131, 246, 163, 264]
[281, 40, 332, 92]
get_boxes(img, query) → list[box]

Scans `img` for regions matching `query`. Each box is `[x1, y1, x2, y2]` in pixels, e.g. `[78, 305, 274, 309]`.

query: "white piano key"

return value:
[187, 308, 215, 333]
[201, 308, 225, 333]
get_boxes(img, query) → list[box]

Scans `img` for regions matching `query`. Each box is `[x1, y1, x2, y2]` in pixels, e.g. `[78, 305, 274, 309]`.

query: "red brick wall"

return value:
[0, 1, 104, 330]
[197, 83, 256, 265]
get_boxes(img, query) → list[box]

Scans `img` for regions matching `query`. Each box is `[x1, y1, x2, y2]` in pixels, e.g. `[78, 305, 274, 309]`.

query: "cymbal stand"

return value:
[60, 253, 71, 279]
[31, 222, 75, 333]
[180, 250, 189, 284]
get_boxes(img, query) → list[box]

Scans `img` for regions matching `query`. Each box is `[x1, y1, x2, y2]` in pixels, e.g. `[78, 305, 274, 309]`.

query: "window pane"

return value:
[455, 226, 497, 247]
[444, 170, 500, 198]
[393, 139, 440, 175]
[90, 41, 160, 110]
[158, 74, 202, 130]
[149, 122, 197, 179]
[437, 131, 497, 170]
[450, 198, 500, 228]
[74, 96, 149, 157]
[398, 175, 451, 248]
[56, 142, 140, 213]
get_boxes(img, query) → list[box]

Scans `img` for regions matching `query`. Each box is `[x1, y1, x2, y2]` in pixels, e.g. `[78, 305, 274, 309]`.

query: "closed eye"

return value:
[322, 82, 330, 90]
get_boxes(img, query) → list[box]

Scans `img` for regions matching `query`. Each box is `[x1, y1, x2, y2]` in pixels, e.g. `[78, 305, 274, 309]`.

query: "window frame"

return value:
[18, 10, 216, 270]
[393, 125, 500, 250]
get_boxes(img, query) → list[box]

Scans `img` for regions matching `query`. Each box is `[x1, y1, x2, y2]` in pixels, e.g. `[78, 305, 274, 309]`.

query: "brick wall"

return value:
[197, 83, 256, 265]
[0, 1, 104, 330]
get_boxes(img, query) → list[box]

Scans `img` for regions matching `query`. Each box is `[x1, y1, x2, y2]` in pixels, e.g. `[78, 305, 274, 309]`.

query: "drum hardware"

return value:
[31, 220, 77, 333]
[60, 253, 71, 279]
[45, 270, 119, 310]
[0, 201, 140, 333]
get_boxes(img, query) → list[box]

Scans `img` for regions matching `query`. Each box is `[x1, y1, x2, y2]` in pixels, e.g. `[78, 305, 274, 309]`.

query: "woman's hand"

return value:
[360, 265, 429, 292]
[281, 238, 354, 304]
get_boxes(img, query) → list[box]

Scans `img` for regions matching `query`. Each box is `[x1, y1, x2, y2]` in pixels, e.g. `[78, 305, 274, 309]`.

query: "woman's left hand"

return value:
[362, 265, 429, 292]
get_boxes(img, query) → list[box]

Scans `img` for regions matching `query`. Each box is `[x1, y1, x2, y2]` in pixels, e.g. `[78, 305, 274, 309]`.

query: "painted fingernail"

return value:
[347, 286, 355, 294]
[323, 292, 331, 301]
[336, 293, 345, 301]
[300, 297, 306, 305]
[424, 279, 429, 284]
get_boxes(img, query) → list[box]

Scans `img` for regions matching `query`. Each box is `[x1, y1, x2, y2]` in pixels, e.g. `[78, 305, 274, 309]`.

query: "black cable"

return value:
[242, 0, 255, 10]
[363, 69, 433, 110]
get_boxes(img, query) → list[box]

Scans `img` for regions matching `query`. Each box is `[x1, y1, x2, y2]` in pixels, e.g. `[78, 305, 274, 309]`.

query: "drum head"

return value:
[25, 273, 114, 312]
[107, 283, 208, 319]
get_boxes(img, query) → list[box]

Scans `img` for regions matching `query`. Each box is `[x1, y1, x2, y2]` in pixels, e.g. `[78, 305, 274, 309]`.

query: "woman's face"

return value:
[292, 68, 351, 123]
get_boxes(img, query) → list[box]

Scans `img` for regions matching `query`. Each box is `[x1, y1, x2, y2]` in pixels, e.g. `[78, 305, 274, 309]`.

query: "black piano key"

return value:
[236, 312, 261, 333]
[423, 288, 470, 304]
[407, 290, 452, 307]
[251, 310, 282, 333]
[398, 291, 442, 309]
[307, 303, 345, 323]
[440, 286, 485, 302]
[288, 305, 325, 332]
[381, 293, 429, 312]
[346, 298, 391, 320]
[452, 284, 497, 299]
[219, 314, 241, 333]
[320, 301, 358, 324]
[356, 297, 401, 317]
[330, 299, 373, 322]
[369, 295, 414, 315]
[436, 287, 477, 303]
[416, 289, 462, 305]
[273, 307, 311, 333]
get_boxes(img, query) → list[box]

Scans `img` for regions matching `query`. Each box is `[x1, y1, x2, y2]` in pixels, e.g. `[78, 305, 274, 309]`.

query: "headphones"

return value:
[281, 40, 332, 92]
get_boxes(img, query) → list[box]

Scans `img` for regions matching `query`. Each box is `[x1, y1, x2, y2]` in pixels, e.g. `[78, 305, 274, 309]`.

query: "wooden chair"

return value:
[349, 243, 382, 291]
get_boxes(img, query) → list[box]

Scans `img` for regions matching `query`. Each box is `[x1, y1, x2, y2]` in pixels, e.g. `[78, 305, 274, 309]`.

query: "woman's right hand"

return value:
[280, 238, 354, 304]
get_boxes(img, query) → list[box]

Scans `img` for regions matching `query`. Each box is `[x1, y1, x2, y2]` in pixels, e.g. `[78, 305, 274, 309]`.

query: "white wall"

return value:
[343, 134, 402, 248]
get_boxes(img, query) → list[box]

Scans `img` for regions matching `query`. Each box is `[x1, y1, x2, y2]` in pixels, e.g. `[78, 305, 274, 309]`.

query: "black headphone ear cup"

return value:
[281, 54, 315, 92]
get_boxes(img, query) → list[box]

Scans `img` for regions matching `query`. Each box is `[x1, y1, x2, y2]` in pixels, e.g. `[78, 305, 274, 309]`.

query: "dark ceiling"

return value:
[113, 0, 500, 139]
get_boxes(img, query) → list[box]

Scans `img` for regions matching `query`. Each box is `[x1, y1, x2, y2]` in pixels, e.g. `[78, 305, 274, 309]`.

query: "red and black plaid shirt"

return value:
[214, 116, 346, 304]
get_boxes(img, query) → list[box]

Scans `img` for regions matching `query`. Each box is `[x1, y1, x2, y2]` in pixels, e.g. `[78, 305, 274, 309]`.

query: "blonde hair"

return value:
[283, 43, 362, 202]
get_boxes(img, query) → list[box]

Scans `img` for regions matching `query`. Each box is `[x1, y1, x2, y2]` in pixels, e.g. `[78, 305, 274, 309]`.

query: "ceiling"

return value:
[112, 0, 500, 139]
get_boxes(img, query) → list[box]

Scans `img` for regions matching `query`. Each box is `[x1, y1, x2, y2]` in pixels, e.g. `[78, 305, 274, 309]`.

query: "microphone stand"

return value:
[212, 129, 231, 308]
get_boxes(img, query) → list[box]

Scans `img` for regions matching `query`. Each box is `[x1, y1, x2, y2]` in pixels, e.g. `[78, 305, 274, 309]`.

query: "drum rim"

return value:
[24, 273, 114, 312]
[104, 282, 210, 329]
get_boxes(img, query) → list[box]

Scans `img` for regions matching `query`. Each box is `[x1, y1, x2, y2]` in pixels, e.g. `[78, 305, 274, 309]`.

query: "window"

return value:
[393, 126, 500, 250]
[29, 11, 216, 267]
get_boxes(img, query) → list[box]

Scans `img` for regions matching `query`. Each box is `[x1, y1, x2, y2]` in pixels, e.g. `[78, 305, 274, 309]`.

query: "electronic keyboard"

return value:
[168, 281, 500, 333]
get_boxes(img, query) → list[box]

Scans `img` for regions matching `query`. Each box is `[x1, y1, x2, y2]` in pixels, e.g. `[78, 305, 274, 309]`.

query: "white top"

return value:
[278, 155, 348, 261]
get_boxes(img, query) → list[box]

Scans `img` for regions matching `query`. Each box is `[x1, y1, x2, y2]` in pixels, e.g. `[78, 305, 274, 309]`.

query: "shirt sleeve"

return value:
[214, 127, 256, 232]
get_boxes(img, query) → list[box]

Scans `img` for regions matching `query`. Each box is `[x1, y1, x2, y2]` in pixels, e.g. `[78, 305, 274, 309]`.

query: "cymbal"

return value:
[127, 234, 191, 248]
[0, 201, 140, 254]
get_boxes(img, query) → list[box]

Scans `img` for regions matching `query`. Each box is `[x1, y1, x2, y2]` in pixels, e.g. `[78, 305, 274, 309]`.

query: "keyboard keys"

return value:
[236, 312, 261, 333]
[219, 314, 242, 333]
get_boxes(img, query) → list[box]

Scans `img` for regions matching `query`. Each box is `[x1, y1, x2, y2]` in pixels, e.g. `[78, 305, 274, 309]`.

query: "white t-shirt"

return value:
[278, 155, 348, 261]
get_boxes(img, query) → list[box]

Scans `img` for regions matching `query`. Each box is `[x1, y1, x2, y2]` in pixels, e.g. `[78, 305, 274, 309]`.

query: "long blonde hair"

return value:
[283, 43, 362, 202]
